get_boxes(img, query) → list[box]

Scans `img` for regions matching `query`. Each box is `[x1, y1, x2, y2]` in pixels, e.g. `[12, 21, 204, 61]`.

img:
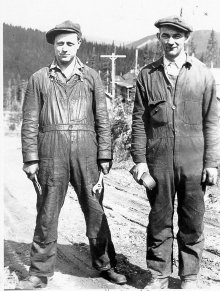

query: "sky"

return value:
[2, 0, 220, 44]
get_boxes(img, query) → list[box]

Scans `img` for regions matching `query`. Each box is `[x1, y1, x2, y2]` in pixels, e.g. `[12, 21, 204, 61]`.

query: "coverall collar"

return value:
[163, 51, 187, 70]
[49, 56, 84, 79]
[152, 53, 193, 70]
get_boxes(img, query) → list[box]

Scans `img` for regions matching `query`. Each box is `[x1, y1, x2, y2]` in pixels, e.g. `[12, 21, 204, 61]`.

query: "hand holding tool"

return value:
[130, 166, 156, 191]
[32, 175, 42, 196]
[93, 171, 104, 194]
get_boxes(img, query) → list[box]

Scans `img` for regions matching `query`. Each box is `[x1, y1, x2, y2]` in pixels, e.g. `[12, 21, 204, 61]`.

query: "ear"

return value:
[156, 33, 160, 41]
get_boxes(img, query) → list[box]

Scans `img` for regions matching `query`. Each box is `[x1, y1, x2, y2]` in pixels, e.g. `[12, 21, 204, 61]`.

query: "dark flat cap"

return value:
[154, 15, 193, 32]
[46, 20, 82, 44]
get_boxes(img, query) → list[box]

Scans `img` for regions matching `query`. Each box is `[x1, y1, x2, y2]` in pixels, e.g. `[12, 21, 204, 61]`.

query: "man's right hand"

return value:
[23, 161, 39, 181]
[131, 162, 149, 182]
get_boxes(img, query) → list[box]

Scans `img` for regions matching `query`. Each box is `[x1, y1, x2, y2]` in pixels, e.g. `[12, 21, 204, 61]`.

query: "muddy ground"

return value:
[3, 132, 220, 290]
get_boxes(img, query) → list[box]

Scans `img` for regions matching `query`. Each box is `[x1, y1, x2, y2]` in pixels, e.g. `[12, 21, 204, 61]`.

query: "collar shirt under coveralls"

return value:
[21, 58, 116, 277]
[131, 55, 219, 279]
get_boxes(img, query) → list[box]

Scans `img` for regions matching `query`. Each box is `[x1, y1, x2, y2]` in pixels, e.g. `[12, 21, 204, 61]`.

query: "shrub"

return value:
[111, 96, 133, 162]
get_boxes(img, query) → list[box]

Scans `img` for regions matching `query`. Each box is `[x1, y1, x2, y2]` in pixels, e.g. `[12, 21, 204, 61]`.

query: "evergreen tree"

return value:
[188, 38, 197, 56]
[154, 40, 163, 61]
[143, 44, 155, 65]
[205, 30, 219, 67]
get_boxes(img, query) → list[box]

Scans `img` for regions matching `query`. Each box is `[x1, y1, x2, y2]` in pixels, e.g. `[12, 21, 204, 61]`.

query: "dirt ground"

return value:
[3, 132, 220, 290]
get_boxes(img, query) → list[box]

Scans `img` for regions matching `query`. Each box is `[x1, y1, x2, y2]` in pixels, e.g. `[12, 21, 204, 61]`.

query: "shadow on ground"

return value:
[4, 240, 181, 289]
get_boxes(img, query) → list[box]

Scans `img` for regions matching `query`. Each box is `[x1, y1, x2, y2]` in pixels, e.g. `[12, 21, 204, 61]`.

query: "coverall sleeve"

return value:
[93, 72, 112, 160]
[21, 74, 40, 163]
[203, 70, 220, 168]
[131, 73, 148, 163]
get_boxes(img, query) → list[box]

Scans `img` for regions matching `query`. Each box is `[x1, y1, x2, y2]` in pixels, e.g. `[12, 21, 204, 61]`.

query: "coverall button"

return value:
[172, 105, 176, 110]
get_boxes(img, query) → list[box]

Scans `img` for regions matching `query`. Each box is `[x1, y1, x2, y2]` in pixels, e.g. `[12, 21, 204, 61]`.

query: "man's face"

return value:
[158, 26, 188, 60]
[54, 33, 81, 65]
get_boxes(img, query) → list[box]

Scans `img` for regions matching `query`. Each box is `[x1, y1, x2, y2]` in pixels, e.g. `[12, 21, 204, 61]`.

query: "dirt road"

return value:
[4, 133, 220, 289]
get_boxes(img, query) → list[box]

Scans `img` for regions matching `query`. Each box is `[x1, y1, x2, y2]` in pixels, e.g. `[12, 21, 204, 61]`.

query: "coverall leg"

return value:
[29, 130, 116, 277]
[145, 138, 205, 278]
[176, 139, 205, 279]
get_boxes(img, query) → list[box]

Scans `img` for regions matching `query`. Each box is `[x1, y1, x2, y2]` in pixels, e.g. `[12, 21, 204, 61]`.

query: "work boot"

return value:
[144, 277, 169, 289]
[100, 268, 127, 284]
[16, 275, 47, 289]
[181, 277, 198, 289]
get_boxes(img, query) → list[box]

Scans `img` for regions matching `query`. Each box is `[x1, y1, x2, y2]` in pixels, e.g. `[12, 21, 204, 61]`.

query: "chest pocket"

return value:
[70, 97, 87, 121]
[182, 100, 202, 125]
[69, 83, 89, 122]
[148, 100, 168, 126]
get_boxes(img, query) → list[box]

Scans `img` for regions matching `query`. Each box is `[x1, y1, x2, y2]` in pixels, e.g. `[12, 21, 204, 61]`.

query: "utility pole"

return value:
[100, 52, 126, 99]
[106, 69, 110, 93]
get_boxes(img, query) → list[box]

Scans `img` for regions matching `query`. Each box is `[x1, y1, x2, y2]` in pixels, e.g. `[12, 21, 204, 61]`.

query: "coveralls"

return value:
[131, 55, 219, 279]
[21, 58, 116, 277]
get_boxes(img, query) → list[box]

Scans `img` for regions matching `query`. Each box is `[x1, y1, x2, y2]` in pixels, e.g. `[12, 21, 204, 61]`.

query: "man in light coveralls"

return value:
[17, 20, 127, 289]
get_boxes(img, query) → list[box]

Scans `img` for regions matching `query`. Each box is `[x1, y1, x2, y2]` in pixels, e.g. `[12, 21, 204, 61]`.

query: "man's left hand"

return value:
[99, 159, 112, 175]
[202, 167, 218, 185]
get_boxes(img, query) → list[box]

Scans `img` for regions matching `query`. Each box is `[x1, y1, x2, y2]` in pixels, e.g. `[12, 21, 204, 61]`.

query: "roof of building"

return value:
[115, 81, 134, 89]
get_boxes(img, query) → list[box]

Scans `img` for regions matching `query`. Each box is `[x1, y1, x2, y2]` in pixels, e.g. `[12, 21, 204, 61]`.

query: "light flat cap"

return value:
[46, 20, 82, 44]
[154, 15, 193, 32]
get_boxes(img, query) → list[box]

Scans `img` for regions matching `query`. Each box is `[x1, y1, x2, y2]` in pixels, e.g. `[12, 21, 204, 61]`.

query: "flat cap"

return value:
[154, 15, 193, 32]
[46, 20, 82, 44]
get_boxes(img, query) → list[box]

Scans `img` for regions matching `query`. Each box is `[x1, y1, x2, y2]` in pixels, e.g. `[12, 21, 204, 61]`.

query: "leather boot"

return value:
[181, 278, 198, 289]
[144, 277, 169, 289]
[100, 268, 127, 284]
[16, 275, 47, 289]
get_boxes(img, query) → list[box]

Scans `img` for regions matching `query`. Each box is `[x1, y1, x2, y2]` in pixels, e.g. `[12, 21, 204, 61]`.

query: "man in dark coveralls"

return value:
[131, 16, 219, 289]
[17, 20, 126, 289]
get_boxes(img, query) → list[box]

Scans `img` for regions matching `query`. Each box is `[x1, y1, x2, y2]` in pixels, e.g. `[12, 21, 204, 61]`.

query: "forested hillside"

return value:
[3, 23, 220, 114]
[3, 24, 54, 85]
[4, 23, 219, 88]
[127, 29, 220, 68]
[3, 23, 142, 87]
